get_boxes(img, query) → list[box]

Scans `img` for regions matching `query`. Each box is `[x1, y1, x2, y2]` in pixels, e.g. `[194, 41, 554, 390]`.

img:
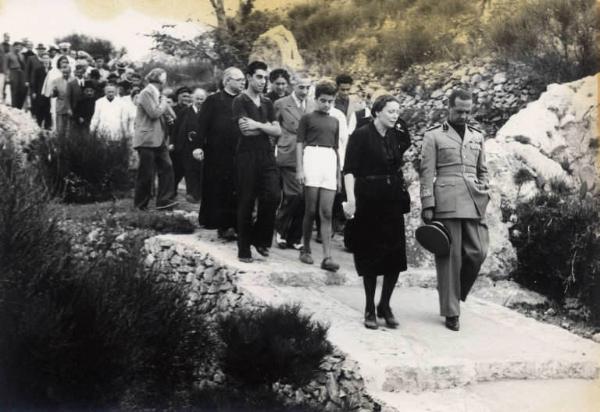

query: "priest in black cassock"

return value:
[195, 67, 246, 240]
[175, 87, 207, 202]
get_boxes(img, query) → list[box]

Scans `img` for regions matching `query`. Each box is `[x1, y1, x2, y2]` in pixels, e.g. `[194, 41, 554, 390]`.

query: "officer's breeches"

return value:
[435, 219, 489, 317]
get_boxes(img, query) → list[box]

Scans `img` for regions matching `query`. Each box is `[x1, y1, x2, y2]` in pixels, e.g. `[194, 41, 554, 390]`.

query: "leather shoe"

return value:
[238, 256, 254, 263]
[254, 246, 269, 257]
[364, 310, 378, 330]
[445, 316, 460, 331]
[299, 251, 314, 265]
[377, 305, 399, 328]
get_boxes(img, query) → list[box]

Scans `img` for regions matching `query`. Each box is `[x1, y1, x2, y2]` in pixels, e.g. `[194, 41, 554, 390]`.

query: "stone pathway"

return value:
[158, 231, 600, 411]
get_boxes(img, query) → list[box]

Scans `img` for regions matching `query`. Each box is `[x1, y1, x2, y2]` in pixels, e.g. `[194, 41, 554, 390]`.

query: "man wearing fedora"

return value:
[419, 88, 490, 332]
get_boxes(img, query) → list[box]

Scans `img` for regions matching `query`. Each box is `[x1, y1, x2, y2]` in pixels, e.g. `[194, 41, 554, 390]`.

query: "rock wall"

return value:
[143, 236, 380, 412]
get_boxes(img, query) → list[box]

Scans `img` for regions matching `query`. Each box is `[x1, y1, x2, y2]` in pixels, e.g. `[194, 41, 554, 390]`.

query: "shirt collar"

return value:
[291, 92, 304, 108]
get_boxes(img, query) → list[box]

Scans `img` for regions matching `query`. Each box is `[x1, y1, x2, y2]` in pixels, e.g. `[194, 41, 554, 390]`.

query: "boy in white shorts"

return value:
[296, 80, 341, 272]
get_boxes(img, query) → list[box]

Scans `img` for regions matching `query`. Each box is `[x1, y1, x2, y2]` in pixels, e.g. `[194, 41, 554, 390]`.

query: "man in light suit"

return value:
[273, 74, 313, 250]
[419, 88, 490, 332]
[133, 67, 177, 211]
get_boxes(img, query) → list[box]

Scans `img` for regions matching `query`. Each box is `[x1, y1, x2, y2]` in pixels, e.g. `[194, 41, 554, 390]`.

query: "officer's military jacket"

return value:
[419, 122, 490, 219]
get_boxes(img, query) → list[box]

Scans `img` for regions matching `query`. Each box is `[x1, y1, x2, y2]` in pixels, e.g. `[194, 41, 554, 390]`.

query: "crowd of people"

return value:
[1, 32, 491, 332]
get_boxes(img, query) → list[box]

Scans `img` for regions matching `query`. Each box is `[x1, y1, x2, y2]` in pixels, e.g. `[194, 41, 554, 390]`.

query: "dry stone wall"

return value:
[143, 236, 382, 412]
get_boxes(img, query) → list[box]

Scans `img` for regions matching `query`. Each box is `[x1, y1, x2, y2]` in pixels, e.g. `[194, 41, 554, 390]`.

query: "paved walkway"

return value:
[158, 231, 600, 411]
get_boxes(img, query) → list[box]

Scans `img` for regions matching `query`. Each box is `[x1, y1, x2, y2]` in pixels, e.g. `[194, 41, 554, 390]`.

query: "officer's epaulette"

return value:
[425, 124, 442, 132]
[467, 124, 482, 133]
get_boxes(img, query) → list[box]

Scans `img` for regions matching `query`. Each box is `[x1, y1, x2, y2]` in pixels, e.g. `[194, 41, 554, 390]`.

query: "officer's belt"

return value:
[436, 164, 477, 176]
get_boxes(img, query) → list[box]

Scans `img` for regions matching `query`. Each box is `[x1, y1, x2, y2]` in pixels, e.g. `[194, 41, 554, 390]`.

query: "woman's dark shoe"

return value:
[445, 316, 460, 331]
[377, 305, 399, 328]
[364, 310, 378, 330]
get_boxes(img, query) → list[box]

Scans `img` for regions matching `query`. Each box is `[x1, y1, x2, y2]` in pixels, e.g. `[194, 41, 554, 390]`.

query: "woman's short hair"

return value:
[57, 55, 69, 68]
[145, 68, 167, 84]
[269, 68, 290, 83]
[315, 80, 337, 98]
[371, 94, 400, 117]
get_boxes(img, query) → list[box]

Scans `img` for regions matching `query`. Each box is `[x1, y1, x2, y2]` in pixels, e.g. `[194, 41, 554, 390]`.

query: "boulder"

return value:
[489, 74, 599, 201]
[0, 104, 40, 147]
[483, 74, 599, 277]
[249, 25, 304, 72]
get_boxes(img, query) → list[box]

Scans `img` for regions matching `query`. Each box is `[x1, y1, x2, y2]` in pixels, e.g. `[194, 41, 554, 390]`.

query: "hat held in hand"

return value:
[416, 221, 451, 256]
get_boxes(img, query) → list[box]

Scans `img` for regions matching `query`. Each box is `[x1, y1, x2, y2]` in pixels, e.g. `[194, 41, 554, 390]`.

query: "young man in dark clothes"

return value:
[232, 61, 282, 263]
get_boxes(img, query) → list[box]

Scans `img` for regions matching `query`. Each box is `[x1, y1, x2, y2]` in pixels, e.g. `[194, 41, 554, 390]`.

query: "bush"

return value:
[484, 0, 599, 82]
[377, 20, 460, 71]
[0, 141, 214, 409]
[509, 188, 600, 324]
[139, 58, 214, 86]
[187, 386, 323, 412]
[218, 304, 332, 387]
[0, 250, 213, 410]
[0, 139, 70, 282]
[29, 128, 132, 203]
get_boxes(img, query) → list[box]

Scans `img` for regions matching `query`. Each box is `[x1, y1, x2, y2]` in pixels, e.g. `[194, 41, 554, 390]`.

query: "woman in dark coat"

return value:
[343, 95, 411, 330]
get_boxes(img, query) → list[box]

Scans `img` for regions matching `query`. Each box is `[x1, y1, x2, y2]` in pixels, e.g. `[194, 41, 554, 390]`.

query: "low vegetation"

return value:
[508, 182, 600, 325]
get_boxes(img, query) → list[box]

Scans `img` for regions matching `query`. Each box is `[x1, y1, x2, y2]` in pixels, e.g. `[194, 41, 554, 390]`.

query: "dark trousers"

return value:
[172, 147, 203, 200]
[9, 70, 26, 109]
[236, 150, 280, 258]
[134, 146, 175, 210]
[275, 165, 304, 244]
[34, 95, 52, 129]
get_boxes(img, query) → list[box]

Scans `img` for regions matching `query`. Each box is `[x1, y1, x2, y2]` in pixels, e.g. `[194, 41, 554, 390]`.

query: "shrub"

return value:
[484, 0, 599, 82]
[218, 304, 332, 387]
[0, 139, 70, 282]
[138, 58, 214, 86]
[0, 141, 213, 409]
[0, 250, 213, 409]
[509, 189, 600, 324]
[187, 386, 323, 412]
[375, 15, 465, 71]
[29, 128, 132, 203]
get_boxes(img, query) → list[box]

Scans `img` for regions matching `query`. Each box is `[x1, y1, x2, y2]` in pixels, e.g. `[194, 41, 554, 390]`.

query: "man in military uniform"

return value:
[419, 89, 490, 331]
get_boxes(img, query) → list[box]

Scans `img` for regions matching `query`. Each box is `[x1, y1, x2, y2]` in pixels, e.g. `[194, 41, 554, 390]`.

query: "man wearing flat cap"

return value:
[419, 88, 490, 332]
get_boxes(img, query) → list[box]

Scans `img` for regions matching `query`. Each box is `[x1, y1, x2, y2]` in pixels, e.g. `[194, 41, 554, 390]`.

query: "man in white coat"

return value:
[90, 83, 125, 140]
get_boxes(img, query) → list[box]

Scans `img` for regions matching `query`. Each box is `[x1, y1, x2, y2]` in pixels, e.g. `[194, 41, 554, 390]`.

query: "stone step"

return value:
[236, 281, 600, 394]
[373, 378, 600, 412]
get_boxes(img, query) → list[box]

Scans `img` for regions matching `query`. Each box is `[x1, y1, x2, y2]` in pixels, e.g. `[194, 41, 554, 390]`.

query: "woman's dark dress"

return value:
[343, 120, 411, 277]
